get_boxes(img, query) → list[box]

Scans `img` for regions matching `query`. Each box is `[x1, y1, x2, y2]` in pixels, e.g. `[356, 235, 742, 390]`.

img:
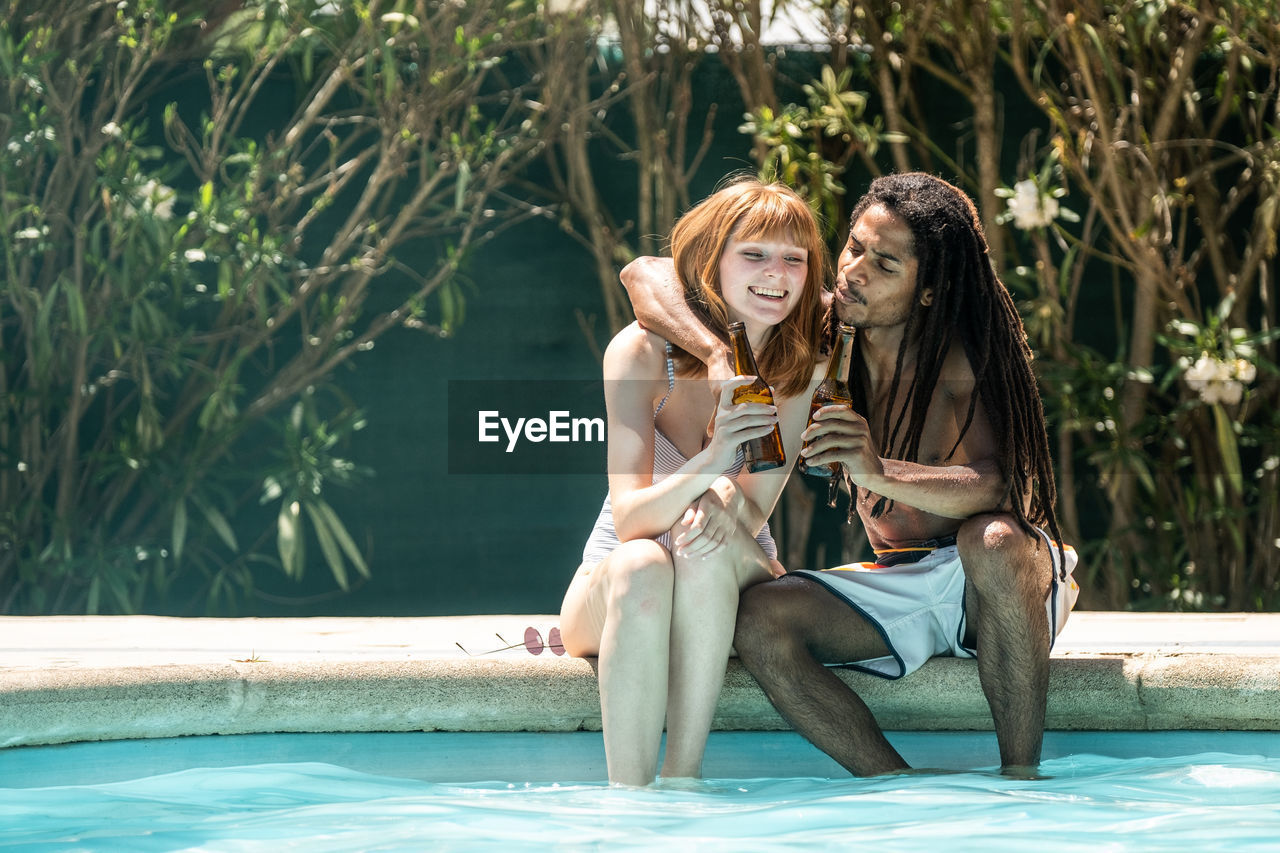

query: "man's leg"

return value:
[956, 513, 1054, 774]
[734, 574, 909, 776]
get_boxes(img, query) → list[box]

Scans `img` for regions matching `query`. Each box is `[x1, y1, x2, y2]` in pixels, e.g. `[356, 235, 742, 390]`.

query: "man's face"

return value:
[832, 205, 925, 330]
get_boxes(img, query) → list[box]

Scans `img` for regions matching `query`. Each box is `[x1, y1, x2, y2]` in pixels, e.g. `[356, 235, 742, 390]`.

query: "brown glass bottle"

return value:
[727, 321, 785, 472]
[799, 323, 856, 478]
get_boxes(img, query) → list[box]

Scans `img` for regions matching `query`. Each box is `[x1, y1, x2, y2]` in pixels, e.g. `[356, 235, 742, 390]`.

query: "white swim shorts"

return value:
[792, 528, 1079, 679]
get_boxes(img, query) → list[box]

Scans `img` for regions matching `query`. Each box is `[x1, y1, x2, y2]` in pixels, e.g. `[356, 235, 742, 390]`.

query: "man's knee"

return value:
[958, 513, 1023, 557]
[958, 513, 1046, 595]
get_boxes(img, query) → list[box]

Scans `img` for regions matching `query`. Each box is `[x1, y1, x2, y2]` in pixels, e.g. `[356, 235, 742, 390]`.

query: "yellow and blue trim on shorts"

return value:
[871, 534, 958, 567]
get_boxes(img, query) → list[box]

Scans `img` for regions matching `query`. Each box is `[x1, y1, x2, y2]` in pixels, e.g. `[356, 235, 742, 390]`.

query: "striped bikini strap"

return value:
[653, 340, 676, 416]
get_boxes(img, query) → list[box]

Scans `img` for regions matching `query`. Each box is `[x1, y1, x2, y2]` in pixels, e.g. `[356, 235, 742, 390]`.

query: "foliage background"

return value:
[2, 0, 1277, 615]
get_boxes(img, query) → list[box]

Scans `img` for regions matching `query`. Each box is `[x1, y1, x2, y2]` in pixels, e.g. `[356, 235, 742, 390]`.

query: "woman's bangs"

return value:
[731, 194, 811, 247]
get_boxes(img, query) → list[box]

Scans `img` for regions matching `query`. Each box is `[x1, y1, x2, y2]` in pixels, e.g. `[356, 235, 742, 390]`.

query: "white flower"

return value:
[14, 226, 44, 240]
[184, 248, 207, 262]
[380, 12, 418, 26]
[1006, 180, 1060, 230]
[1183, 353, 1253, 406]
[124, 179, 177, 220]
[146, 181, 176, 220]
[1184, 354, 1229, 385]
[1208, 379, 1244, 406]
[101, 122, 123, 138]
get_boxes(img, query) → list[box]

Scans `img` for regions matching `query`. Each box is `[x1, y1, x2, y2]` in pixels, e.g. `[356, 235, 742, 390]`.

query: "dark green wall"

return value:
[243, 215, 612, 616]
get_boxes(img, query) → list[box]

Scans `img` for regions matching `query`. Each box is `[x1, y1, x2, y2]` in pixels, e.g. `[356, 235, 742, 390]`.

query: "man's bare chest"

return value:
[865, 388, 962, 465]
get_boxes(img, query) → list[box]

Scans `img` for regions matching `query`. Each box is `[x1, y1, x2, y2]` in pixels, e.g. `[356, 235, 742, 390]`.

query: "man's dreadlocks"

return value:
[840, 173, 1061, 548]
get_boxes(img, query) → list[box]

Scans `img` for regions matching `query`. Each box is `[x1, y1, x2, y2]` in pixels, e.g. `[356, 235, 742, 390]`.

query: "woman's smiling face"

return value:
[717, 227, 809, 337]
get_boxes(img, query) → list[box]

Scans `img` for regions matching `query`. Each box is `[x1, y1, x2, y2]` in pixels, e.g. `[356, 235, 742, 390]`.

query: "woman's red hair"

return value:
[667, 176, 828, 397]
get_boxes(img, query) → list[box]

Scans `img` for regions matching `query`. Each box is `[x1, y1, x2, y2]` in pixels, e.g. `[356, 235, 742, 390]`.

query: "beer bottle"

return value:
[727, 321, 785, 472]
[799, 323, 856, 478]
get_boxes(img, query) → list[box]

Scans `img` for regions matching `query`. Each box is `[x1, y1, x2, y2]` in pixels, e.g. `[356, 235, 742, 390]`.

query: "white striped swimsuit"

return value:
[580, 341, 777, 565]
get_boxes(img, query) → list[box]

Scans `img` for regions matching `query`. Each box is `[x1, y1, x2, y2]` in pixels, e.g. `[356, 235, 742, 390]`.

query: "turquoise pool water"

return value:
[3, 731, 1279, 851]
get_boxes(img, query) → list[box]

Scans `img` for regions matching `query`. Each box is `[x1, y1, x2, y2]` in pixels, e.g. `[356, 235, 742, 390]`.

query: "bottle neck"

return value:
[826, 329, 855, 383]
[728, 326, 761, 376]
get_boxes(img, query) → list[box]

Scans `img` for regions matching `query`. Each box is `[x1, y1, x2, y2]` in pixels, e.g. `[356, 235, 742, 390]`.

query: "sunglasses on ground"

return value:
[456, 626, 565, 657]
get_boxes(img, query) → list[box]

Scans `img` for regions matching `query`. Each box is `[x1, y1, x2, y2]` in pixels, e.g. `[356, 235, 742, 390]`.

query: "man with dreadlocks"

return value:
[621, 172, 1079, 776]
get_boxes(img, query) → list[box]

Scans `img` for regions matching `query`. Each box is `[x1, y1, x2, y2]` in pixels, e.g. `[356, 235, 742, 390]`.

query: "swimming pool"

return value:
[3, 730, 1279, 850]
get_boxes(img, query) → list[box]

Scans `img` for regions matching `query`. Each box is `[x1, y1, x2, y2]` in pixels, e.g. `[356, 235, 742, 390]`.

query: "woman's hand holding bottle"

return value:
[703, 375, 781, 471]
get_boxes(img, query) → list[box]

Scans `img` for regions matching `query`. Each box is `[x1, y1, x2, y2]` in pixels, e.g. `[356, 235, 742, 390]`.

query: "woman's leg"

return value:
[559, 540, 675, 786]
[659, 521, 774, 778]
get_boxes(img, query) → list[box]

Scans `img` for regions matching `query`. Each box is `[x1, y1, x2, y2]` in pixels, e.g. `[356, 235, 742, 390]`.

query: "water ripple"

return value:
[3, 753, 1279, 851]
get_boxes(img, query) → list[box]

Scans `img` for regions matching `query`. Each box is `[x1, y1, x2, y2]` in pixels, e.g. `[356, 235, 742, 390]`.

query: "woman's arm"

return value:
[603, 323, 779, 543]
[674, 360, 826, 555]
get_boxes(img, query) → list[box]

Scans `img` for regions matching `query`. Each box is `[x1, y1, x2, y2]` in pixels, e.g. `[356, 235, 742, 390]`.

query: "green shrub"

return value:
[0, 0, 551, 612]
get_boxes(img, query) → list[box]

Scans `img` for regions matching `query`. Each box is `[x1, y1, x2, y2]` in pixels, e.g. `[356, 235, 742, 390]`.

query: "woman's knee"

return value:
[669, 517, 770, 585]
[606, 540, 675, 612]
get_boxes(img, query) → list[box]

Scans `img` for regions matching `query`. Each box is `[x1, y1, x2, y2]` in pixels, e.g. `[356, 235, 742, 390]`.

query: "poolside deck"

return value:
[2, 612, 1278, 748]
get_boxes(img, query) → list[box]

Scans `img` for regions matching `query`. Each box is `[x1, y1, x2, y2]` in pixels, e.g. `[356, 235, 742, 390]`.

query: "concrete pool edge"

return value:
[2, 612, 1278, 748]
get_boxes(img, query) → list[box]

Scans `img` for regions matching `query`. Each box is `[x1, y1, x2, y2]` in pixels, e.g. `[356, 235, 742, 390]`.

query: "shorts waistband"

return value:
[872, 534, 958, 567]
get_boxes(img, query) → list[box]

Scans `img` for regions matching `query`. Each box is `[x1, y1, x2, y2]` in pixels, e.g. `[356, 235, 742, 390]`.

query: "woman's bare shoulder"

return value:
[602, 321, 669, 381]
